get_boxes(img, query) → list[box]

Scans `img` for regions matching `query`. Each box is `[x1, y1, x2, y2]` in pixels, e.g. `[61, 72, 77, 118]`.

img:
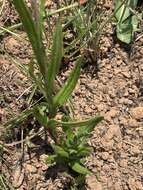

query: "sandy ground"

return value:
[0, 1, 143, 190]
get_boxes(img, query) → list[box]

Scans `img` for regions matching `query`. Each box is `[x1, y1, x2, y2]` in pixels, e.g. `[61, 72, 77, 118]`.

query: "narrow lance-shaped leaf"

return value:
[53, 145, 69, 158]
[33, 105, 49, 126]
[47, 116, 103, 128]
[77, 116, 103, 138]
[53, 57, 83, 108]
[12, 0, 37, 51]
[39, 0, 46, 33]
[31, 0, 46, 42]
[47, 21, 63, 97]
[29, 61, 48, 100]
[69, 162, 91, 175]
[12, 0, 48, 79]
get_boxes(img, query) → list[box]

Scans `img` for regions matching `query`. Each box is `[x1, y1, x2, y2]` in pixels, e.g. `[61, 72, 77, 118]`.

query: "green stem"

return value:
[0, 23, 22, 35]
[47, 2, 79, 17]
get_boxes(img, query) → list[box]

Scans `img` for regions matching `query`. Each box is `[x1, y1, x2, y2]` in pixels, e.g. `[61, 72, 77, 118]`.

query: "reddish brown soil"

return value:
[0, 1, 143, 190]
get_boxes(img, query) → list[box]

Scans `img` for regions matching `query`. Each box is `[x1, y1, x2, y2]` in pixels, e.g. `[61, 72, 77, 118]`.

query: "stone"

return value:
[101, 152, 109, 161]
[130, 146, 140, 155]
[25, 164, 37, 174]
[114, 181, 123, 190]
[97, 104, 105, 112]
[122, 72, 131, 78]
[104, 125, 121, 141]
[135, 181, 143, 190]
[86, 175, 103, 190]
[85, 106, 93, 113]
[101, 139, 114, 150]
[119, 159, 128, 168]
[12, 166, 24, 188]
[128, 119, 138, 128]
[119, 117, 128, 126]
[104, 108, 118, 122]
[128, 178, 136, 190]
[130, 107, 143, 120]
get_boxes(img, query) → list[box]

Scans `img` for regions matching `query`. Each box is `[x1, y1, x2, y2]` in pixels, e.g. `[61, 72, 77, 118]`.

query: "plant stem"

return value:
[46, 2, 79, 17]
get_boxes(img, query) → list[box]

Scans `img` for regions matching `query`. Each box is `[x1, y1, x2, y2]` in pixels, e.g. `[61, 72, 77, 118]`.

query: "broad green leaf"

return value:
[115, 0, 129, 22]
[47, 22, 63, 97]
[115, 0, 138, 22]
[116, 19, 132, 44]
[132, 13, 143, 31]
[53, 145, 69, 158]
[53, 57, 83, 107]
[69, 162, 91, 175]
[115, 0, 139, 43]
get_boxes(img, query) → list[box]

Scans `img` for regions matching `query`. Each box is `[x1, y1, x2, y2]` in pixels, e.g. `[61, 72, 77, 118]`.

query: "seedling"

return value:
[3, 1, 104, 186]
[115, 0, 141, 44]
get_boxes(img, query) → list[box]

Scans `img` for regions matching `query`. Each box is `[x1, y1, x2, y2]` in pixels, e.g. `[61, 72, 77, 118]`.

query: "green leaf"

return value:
[33, 105, 49, 126]
[53, 145, 69, 158]
[48, 116, 103, 129]
[69, 162, 91, 175]
[12, 0, 48, 80]
[132, 13, 142, 31]
[47, 21, 63, 97]
[77, 147, 92, 157]
[115, 0, 139, 44]
[116, 14, 133, 44]
[53, 57, 83, 107]
[12, 0, 37, 50]
[4, 109, 33, 129]
[66, 128, 75, 144]
[77, 116, 103, 138]
[29, 60, 47, 100]
[115, 0, 128, 22]
[69, 149, 77, 155]
[39, 0, 46, 33]
[46, 155, 57, 164]
[115, 0, 138, 22]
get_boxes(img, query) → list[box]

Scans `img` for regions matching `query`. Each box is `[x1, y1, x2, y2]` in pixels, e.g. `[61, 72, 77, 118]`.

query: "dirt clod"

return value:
[130, 107, 143, 120]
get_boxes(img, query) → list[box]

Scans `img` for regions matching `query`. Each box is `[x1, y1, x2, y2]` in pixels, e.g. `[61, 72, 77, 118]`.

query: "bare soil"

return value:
[0, 1, 143, 190]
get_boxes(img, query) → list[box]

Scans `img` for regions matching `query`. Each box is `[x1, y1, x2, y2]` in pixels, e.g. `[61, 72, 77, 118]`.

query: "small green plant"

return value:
[45, 116, 102, 175]
[10, 0, 103, 181]
[115, 0, 141, 44]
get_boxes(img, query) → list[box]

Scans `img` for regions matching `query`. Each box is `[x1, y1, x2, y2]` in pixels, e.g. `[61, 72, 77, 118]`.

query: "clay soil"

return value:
[0, 1, 143, 190]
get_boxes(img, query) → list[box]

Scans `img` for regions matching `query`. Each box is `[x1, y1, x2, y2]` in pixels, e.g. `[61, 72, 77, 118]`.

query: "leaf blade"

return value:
[53, 57, 83, 107]
[69, 162, 91, 175]
[48, 116, 103, 128]
[53, 145, 69, 158]
[12, 0, 48, 80]
[47, 21, 63, 97]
